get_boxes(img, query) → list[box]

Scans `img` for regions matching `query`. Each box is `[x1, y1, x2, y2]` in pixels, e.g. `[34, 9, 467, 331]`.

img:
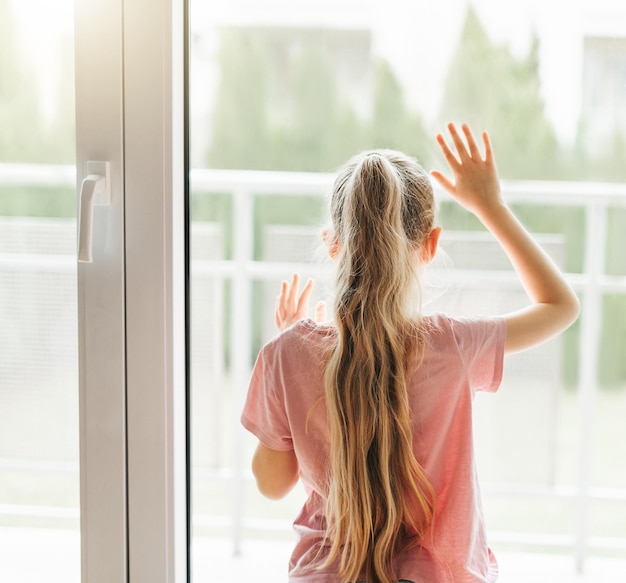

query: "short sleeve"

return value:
[241, 345, 294, 451]
[451, 316, 506, 395]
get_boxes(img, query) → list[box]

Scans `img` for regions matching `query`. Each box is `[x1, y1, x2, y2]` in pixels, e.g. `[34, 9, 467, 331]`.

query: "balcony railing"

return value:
[1, 163, 625, 576]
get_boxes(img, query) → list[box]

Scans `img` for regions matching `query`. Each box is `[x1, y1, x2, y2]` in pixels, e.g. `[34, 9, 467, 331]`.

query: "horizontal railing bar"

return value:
[191, 515, 626, 553]
[192, 260, 330, 279]
[191, 260, 626, 293]
[491, 532, 626, 552]
[588, 536, 626, 551]
[3, 462, 624, 504]
[499, 180, 626, 206]
[189, 169, 626, 205]
[0, 163, 75, 187]
[1, 255, 624, 294]
[0, 504, 79, 519]
[192, 516, 293, 531]
[0, 253, 76, 271]
[190, 168, 334, 195]
[0, 459, 78, 473]
[192, 465, 626, 504]
[5, 458, 624, 504]
[2, 163, 625, 206]
[482, 483, 626, 502]
[485, 531, 574, 547]
[2, 502, 622, 554]
[2, 503, 622, 554]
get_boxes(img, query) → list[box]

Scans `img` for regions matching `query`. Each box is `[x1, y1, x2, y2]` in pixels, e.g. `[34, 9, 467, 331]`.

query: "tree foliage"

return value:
[264, 47, 366, 171]
[0, 4, 623, 383]
[370, 60, 431, 165]
[207, 31, 428, 172]
[439, 5, 561, 179]
[207, 31, 271, 170]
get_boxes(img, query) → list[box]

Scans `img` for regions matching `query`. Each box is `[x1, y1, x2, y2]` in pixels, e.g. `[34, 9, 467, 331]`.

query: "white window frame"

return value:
[75, 0, 187, 581]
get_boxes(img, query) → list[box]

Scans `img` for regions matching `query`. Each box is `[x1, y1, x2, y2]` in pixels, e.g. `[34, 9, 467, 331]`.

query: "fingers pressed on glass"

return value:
[288, 273, 299, 312]
[447, 123, 468, 158]
[436, 133, 459, 167]
[274, 274, 317, 332]
[297, 278, 314, 313]
[461, 124, 481, 159]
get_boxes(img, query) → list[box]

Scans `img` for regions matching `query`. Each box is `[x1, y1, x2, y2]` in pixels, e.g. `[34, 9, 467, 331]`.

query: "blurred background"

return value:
[0, 0, 625, 581]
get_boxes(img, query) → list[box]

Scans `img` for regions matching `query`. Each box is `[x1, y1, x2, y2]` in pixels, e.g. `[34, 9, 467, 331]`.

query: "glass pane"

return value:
[189, 2, 626, 581]
[0, 1, 78, 582]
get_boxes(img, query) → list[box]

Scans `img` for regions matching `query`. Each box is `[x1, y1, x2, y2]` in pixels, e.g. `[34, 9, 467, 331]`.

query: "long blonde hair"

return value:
[323, 150, 436, 583]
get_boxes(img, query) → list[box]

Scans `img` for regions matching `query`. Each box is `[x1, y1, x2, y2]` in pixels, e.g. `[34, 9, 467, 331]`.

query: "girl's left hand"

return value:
[430, 123, 502, 218]
[275, 273, 326, 331]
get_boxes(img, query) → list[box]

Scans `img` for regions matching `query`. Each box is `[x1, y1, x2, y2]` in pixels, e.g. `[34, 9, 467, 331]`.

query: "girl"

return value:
[241, 123, 579, 583]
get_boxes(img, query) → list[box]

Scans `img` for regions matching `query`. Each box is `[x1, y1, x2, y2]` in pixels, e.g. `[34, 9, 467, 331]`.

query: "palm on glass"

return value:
[430, 123, 503, 219]
[430, 122, 580, 354]
[274, 273, 327, 332]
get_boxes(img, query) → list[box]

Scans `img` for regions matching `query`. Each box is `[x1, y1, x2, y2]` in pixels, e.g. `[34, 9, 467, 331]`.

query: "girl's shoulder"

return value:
[425, 312, 504, 330]
[298, 318, 337, 336]
[263, 318, 336, 353]
[423, 312, 506, 348]
[279, 318, 337, 339]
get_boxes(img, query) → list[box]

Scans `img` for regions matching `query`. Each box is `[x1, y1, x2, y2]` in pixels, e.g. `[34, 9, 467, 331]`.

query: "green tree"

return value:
[208, 34, 368, 173]
[266, 48, 341, 171]
[324, 103, 369, 170]
[590, 129, 626, 182]
[439, 5, 560, 179]
[207, 30, 270, 170]
[271, 48, 370, 172]
[369, 59, 431, 166]
[207, 33, 436, 173]
[564, 120, 620, 178]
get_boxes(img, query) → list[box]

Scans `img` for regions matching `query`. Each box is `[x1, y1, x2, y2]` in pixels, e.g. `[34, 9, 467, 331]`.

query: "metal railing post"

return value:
[230, 187, 254, 556]
[575, 200, 607, 572]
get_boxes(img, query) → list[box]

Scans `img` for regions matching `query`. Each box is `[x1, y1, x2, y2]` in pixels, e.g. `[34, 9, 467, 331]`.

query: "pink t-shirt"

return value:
[241, 313, 506, 583]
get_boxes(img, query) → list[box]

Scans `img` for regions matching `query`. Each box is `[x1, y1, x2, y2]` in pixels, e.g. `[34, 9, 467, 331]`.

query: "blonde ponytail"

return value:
[323, 151, 436, 583]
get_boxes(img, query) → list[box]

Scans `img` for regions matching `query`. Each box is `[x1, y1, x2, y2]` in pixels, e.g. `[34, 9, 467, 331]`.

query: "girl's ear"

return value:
[322, 229, 340, 260]
[421, 226, 442, 264]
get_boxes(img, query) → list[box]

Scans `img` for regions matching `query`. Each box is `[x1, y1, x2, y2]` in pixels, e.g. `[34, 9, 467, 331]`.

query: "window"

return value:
[189, 1, 626, 581]
[0, 2, 79, 580]
[2, 1, 625, 581]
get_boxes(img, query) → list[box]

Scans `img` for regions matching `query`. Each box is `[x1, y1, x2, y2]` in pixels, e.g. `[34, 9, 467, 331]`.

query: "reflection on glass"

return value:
[0, 1, 78, 582]
[189, 2, 626, 580]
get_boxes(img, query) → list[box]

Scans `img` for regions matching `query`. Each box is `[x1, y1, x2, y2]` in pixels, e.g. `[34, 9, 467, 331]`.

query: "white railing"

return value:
[1, 163, 625, 573]
[189, 169, 626, 571]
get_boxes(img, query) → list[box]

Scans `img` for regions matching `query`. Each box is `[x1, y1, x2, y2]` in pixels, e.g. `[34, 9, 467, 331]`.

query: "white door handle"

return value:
[78, 161, 111, 263]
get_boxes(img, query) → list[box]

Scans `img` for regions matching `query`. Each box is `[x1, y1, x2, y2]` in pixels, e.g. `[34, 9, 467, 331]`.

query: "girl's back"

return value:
[243, 314, 505, 581]
[243, 124, 580, 583]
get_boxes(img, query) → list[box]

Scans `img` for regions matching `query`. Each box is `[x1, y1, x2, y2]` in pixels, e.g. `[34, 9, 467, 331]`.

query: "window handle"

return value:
[78, 161, 111, 263]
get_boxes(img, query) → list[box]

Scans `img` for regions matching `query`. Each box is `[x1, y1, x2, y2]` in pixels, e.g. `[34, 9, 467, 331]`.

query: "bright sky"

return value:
[194, 0, 624, 144]
[10, 0, 74, 123]
[371, 0, 586, 143]
[11, 0, 74, 57]
[9, 0, 626, 144]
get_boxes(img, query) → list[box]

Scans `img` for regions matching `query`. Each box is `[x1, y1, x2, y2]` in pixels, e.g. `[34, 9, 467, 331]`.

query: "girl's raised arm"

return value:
[431, 123, 579, 354]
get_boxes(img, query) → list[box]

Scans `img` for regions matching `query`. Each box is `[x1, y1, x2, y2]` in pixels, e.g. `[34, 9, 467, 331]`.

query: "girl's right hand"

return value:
[274, 273, 327, 332]
[430, 123, 503, 218]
